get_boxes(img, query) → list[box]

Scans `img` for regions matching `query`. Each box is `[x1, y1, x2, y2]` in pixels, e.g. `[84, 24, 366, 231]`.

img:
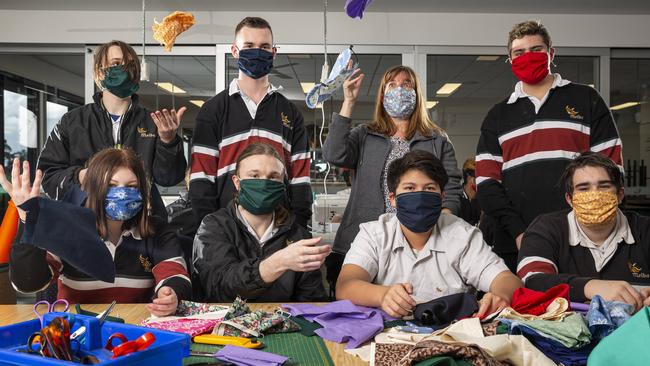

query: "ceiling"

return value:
[1, 0, 650, 14]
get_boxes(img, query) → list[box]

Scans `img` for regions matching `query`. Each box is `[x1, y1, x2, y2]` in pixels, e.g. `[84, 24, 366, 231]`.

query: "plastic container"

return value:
[0, 312, 190, 365]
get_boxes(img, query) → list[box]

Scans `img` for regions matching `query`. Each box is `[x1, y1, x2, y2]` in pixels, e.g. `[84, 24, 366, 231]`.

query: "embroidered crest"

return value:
[139, 254, 153, 272]
[280, 112, 292, 128]
[629, 262, 649, 278]
[285, 239, 294, 246]
[138, 127, 156, 138]
[565, 105, 584, 120]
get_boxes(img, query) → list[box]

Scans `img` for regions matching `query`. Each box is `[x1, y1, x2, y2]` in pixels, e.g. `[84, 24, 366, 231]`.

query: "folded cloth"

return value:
[216, 345, 288, 366]
[587, 294, 634, 340]
[19, 195, 115, 283]
[305, 47, 357, 108]
[499, 318, 594, 366]
[176, 301, 228, 316]
[497, 297, 570, 322]
[570, 302, 590, 313]
[141, 302, 229, 336]
[373, 340, 507, 366]
[283, 300, 393, 349]
[214, 297, 299, 337]
[497, 313, 591, 349]
[588, 307, 650, 366]
[510, 284, 569, 316]
[344, 0, 373, 19]
[413, 293, 478, 329]
[142, 318, 221, 336]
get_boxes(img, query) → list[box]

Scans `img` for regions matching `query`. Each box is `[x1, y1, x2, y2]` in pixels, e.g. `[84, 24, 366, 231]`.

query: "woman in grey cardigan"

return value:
[322, 65, 462, 288]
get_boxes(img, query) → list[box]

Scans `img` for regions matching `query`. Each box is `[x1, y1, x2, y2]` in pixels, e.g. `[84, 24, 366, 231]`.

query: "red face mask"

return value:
[511, 52, 550, 85]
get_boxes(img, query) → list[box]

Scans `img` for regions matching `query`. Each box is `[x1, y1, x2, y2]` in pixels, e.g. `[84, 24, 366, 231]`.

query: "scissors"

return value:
[105, 332, 155, 358]
[70, 301, 117, 343]
[27, 316, 73, 361]
[33, 299, 70, 328]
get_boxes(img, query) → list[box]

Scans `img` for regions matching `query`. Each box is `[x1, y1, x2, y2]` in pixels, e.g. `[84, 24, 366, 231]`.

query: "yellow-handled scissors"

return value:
[192, 334, 263, 349]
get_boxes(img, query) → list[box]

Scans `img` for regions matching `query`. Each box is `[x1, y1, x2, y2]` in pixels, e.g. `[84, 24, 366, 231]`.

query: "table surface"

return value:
[0, 303, 367, 366]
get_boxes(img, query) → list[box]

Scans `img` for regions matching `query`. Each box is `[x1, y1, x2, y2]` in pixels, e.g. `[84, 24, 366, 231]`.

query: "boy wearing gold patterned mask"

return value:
[517, 152, 650, 312]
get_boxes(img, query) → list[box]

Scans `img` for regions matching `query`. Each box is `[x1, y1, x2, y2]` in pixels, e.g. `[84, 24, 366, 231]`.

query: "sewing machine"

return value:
[311, 190, 350, 245]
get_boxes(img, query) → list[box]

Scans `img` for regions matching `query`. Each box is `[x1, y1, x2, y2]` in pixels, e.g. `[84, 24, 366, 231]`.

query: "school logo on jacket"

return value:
[137, 127, 156, 138]
[565, 105, 584, 120]
[280, 112, 292, 129]
[139, 254, 153, 272]
[629, 262, 649, 279]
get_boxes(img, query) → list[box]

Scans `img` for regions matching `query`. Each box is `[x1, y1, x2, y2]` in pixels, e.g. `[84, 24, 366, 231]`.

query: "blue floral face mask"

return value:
[105, 186, 143, 221]
[383, 87, 416, 119]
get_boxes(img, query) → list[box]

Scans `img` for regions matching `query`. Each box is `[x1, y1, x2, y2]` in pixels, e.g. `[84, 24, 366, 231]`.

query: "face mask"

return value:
[105, 186, 143, 221]
[395, 191, 442, 233]
[383, 87, 416, 119]
[572, 190, 618, 227]
[238, 178, 286, 215]
[511, 52, 550, 85]
[237, 48, 274, 79]
[101, 66, 140, 98]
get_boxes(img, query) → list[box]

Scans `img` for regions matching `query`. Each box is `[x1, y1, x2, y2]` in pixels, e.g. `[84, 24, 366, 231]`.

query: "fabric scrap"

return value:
[586, 294, 634, 340]
[510, 284, 569, 316]
[216, 345, 288, 366]
[588, 307, 650, 366]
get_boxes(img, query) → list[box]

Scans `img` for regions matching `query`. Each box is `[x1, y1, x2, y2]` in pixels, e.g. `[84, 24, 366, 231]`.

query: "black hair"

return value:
[387, 150, 449, 193]
[560, 151, 623, 196]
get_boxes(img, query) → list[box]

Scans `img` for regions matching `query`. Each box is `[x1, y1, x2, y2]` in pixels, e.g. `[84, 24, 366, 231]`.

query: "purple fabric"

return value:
[283, 300, 392, 349]
[344, 0, 373, 19]
[215, 345, 288, 366]
[570, 302, 591, 313]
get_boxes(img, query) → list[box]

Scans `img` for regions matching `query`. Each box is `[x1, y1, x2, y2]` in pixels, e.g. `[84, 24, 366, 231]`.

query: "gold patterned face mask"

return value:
[572, 190, 618, 227]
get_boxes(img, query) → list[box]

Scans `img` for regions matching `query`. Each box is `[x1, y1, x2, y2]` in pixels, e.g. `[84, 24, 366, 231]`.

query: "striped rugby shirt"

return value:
[189, 79, 312, 227]
[475, 74, 623, 255]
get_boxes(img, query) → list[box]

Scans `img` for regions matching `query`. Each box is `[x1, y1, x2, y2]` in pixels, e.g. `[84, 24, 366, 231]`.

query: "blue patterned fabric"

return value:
[104, 186, 143, 221]
[383, 87, 416, 119]
[587, 294, 634, 340]
[305, 47, 356, 109]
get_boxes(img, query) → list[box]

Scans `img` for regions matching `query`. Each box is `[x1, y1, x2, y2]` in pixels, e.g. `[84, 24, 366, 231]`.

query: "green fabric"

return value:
[413, 356, 474, 366]
[588, 306, 650, 365]
[238, 179, 286, 215]
[183, 331, 334, 366]
[496, 323, 509, 335]
[507, 313, 591, 348]
[101, 65, 139, 98]
[293, 316, 322, 336]
[384, 319, 408, 328]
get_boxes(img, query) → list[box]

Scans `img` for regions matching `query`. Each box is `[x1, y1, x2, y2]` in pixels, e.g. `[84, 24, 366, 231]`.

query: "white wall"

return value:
[0, 10, 650, 48]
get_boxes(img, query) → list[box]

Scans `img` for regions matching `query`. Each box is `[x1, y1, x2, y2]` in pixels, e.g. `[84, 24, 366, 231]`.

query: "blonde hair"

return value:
[367, 65, 444, 140]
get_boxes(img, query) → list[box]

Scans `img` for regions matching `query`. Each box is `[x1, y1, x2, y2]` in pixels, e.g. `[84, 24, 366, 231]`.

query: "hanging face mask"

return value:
[101, 65, 140, 99]
[572, 190, 618, 227]
[238, 178, 286, 215]
[105, 186, 143, 221]
[395, 191, 442, 233]
[383, 87, 416, 119]
[237, 48, 274, 79]
[511, 52, 550, 85]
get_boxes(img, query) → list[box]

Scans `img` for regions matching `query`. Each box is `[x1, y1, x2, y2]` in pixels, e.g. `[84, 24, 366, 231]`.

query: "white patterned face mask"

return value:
[383, 86, 416, 119]
[305, 47, 358, 109]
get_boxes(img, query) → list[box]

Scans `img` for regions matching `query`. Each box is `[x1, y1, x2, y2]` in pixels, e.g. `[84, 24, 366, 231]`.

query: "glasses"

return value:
[385, 80, 414, 92]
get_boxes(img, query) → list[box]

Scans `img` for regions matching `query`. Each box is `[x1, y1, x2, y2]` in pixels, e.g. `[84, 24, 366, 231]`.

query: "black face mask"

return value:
[395, 191, 442, 233]
[237, 48, 274, 79]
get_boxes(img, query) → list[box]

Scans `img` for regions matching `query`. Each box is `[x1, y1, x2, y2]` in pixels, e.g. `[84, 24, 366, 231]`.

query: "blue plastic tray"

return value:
[0, 312, 190, 365]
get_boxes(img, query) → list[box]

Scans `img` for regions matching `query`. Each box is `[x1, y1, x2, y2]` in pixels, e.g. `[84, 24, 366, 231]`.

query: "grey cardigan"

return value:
[322, 113, 463, 254]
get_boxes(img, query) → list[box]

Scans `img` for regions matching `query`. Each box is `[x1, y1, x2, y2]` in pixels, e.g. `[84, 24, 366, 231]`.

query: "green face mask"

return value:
[101, 65, 139, 98]
[238, 178, 286, 215]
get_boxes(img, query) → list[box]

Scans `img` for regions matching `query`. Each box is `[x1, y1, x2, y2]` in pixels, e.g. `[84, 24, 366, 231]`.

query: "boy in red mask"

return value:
[475, 21, 623, 272]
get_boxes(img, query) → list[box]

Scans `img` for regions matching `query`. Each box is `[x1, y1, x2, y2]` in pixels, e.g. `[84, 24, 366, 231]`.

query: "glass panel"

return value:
[226, 53, 403, 193]
[426, 54, 596, 166]
[3, 89, 28, 165]
[46, 101, 68, 136]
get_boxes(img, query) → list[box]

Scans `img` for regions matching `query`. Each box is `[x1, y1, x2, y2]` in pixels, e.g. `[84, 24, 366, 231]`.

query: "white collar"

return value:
[236, 205, 278, 245]
[507, 73, 571, 105]
[567, 210, 635, 248]
[228, 78, 282, 97]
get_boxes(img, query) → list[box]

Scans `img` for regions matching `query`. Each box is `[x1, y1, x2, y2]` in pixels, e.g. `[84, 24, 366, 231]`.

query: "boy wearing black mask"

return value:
[336, 150, 521, 318]
[475, 21, 623, 272]
[38, 40, 186, 218]
[190, 17, 312, 229]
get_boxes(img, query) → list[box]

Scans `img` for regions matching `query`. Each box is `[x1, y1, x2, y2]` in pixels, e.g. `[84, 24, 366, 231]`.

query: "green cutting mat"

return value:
[183, 332, 335, 366]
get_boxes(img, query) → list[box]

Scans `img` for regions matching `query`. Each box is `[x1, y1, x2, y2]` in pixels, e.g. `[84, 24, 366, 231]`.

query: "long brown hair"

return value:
[93, 40, 141, 84]
[367, 65, 444, 140]
[235, 143, 289, 226]
[82, 148, 153, 239]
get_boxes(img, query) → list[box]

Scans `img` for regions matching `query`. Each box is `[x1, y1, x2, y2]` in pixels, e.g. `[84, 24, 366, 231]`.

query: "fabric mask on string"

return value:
[306, 46, 358, 109]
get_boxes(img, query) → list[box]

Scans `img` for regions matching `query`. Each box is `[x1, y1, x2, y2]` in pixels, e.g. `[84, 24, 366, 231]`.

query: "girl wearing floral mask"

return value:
[3, 148, 191, 317]
[322, 65, 463, 288]
[193, 143, 329, 302]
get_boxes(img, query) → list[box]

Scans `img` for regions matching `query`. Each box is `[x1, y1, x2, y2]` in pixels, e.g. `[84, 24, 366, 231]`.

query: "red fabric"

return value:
[510, 283, 569, 315]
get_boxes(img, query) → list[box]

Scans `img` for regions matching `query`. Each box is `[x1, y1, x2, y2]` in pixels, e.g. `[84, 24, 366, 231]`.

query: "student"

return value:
[193, 143, 329, 302]
[38, 40, 186, 219]
[323, 65, 462, 288]
[459, 157, 481, 226]
[518, 152, 650, 311]
[475, 21, 623, 272]
[190, 17, 312, 228]
[4, 149, 191, 316]
[336, 150, 521, 318]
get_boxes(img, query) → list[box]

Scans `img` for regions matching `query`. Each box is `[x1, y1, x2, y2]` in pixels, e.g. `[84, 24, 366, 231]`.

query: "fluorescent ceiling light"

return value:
[436, 83, 462, 96]
[610, 101, 642, 111]
[300, 82, 316, 94]
[155, 82, 186, 94]
[190, 99, 205, 107]
[426, 101, 438, 109]
[476, 56, 500, 61]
